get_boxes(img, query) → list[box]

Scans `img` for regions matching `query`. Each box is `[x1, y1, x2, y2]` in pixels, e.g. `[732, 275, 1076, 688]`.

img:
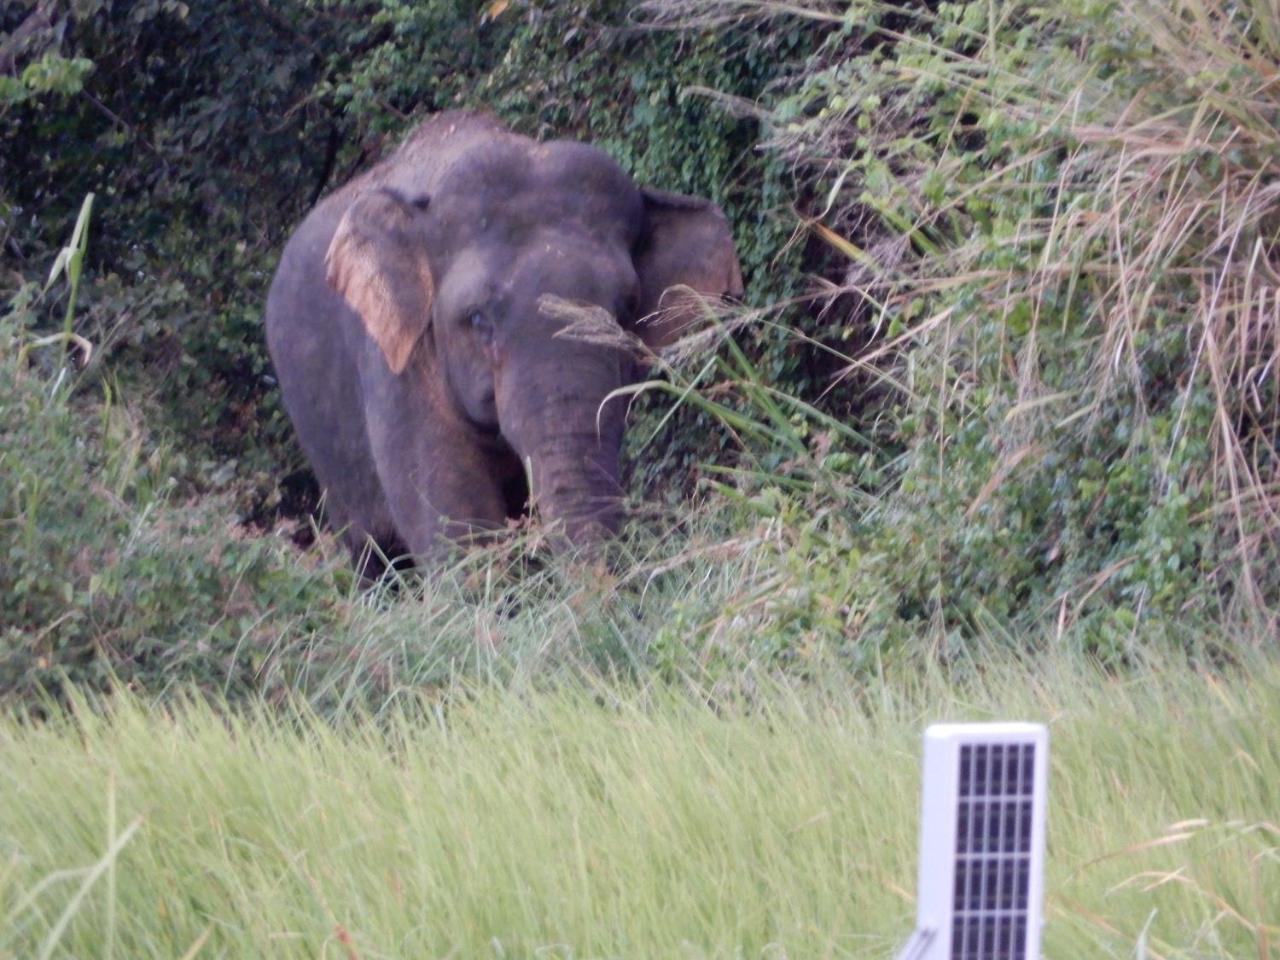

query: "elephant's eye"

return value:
[469, 311, 495, 345]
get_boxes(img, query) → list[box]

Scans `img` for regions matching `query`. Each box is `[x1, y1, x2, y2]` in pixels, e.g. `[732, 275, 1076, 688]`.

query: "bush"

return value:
[0, 262, 351, 703]
[644, 0, 1279, 653]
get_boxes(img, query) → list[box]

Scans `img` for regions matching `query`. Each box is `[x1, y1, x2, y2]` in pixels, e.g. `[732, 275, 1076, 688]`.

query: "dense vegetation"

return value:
[2, 1, 1278, 954]
[3, 0, 1275, 699]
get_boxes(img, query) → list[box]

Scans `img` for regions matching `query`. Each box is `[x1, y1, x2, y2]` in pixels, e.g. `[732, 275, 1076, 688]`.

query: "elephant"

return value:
[265, 110, 743, 575]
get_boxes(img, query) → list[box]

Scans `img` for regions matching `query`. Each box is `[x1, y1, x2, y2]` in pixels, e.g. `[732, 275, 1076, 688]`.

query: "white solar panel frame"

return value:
[908, 722, 1048, 960]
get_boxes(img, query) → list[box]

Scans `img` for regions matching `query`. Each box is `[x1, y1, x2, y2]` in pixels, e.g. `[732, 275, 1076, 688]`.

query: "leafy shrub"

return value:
[0, 267, 351, 704]
[644, 0, 1279, 654]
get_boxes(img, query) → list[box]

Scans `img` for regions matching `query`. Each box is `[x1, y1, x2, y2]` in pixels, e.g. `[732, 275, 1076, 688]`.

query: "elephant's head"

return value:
[321, 137, 742, 550]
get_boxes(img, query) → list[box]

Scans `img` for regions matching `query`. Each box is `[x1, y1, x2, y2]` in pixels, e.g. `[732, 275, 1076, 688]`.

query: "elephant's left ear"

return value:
[632, 188, 744, 352]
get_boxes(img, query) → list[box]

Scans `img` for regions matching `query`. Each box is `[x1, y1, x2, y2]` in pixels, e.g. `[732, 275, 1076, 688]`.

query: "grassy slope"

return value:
[2, 654, 1276, 959]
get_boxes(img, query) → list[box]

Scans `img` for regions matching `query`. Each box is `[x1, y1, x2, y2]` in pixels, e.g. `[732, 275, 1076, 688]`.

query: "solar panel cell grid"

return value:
[951, 742, 1035, 960]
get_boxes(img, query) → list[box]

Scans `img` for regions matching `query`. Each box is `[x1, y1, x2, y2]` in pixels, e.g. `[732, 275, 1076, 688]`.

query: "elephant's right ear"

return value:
[325, 188, 435, 375]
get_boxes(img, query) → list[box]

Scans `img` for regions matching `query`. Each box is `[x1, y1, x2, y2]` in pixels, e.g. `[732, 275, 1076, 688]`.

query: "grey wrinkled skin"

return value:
[265, 111, 743, 576]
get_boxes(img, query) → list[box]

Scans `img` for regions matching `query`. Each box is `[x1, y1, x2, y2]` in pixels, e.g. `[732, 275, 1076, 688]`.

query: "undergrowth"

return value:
[642, 0, 1279, 655]
[2, 0, 1277, 709]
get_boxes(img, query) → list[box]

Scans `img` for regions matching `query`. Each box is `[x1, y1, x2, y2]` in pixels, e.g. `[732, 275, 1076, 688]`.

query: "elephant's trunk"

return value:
[528, 425, 625, 546]
[498, 348, 629, 551]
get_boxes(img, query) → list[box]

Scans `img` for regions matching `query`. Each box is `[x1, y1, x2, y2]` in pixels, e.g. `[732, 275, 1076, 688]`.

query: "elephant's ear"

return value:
[632, 188, 744, 351]
[325, 188, 435, 375]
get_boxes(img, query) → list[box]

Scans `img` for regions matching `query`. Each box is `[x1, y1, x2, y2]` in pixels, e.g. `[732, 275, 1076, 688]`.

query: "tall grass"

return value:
[1, 651, 1276, 958]
[638, 0, 1280, 652]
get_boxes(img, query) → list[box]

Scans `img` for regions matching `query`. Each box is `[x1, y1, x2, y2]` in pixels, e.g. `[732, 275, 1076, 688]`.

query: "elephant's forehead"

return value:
[509, 229, 637, 289]
[529, 141, 637, 197]
[430, 140, 641, 243]
[442, 232, 636, 310]
[437, 231, 635, 308]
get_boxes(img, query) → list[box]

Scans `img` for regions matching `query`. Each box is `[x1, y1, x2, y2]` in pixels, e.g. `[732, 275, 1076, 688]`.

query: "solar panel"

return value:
[896, 723, 1048, 960]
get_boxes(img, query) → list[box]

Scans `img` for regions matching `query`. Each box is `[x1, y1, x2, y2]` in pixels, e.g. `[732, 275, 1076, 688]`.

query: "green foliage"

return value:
[0, 50, 94, 102]
[2, 0, 1275, 699]
[0, 261, 350, 703]
[650, 0, 1279, 658]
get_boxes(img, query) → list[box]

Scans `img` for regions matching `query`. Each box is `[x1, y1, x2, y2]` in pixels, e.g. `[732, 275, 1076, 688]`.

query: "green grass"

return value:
[2, 653, 1276, 958]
